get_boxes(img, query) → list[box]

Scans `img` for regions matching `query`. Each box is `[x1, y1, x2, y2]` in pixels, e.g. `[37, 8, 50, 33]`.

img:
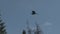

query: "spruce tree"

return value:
[22, 30, 26, 34]
[0, 11, 7, 34]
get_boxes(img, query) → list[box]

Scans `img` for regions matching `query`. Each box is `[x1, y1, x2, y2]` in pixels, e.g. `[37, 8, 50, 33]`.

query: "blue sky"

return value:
[0, 0, 60, 34]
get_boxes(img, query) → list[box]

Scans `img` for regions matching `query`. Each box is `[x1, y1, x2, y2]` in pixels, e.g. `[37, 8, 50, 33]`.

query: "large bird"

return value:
[32, 11, 37, 15]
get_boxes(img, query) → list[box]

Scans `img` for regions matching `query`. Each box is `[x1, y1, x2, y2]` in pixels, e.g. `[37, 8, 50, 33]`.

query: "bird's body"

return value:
[32, 11, 36, 15]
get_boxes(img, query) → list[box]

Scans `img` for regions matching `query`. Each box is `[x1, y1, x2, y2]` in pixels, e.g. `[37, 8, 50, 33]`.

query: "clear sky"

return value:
[0, 0, 60, 34]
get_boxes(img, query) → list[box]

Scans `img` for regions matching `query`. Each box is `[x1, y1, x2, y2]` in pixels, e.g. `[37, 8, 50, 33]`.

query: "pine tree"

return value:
[34, 23, 43, 34]
[0, 11, 7, 34]
[22, 30, 26, 34]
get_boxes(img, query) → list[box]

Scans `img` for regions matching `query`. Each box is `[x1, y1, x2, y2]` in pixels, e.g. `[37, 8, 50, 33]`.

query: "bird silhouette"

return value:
[32, 11, 36, 15]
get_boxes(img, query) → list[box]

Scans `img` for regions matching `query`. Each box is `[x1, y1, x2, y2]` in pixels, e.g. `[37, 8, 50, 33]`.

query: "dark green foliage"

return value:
[22, 30, 26, 34]
[0, 19, 7, 34]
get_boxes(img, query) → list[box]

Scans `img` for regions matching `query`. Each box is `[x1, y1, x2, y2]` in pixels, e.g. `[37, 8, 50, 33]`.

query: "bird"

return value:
[32, 11, 37, 15]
